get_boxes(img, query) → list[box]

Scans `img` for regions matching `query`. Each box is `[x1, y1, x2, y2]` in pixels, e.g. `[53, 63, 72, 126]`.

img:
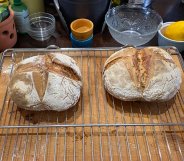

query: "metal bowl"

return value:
[105, 5, 163, 46]
[26, 12, 55, 41]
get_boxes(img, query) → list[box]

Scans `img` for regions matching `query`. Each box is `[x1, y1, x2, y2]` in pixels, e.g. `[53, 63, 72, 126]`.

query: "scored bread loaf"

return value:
[8, 53, 82, 111]
[103, 47, 182, 101]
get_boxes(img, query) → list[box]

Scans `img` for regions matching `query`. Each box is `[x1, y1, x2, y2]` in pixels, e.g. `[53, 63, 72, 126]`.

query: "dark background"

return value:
[15, 0, 184, 56]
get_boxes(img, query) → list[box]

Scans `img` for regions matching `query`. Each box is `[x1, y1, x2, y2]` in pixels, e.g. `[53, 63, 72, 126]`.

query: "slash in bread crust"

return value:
[9, 53, 82, 111]
[103, 47, 182, 101]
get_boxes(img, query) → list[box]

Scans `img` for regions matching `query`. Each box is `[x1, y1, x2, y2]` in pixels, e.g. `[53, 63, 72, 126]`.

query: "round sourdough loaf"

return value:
[103, 47, 182, 101]
[9, 53, 82, 111]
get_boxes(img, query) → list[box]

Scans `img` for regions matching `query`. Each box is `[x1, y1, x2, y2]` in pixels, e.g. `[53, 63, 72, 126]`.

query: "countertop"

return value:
[14, 0, 184, 54]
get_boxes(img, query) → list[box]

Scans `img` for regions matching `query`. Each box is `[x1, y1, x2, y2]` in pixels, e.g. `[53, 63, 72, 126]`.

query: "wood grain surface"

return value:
[0, 48, 183, 161]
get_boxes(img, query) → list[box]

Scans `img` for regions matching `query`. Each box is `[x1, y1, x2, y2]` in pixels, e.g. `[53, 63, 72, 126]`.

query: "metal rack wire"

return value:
[0, 48, 183, 161]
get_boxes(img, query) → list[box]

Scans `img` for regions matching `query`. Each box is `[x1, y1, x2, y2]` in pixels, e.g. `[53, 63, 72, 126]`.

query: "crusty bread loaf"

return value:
[103, 47, 182, 101]
[9, 53, 82, 111]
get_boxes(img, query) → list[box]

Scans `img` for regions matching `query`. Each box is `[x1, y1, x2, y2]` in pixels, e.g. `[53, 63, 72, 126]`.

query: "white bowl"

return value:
[158, 22, 184, 52]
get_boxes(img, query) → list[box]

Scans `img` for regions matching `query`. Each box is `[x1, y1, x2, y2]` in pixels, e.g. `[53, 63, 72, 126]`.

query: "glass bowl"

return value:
[26, 12, 55, 41]
[105, 5, 163, 46]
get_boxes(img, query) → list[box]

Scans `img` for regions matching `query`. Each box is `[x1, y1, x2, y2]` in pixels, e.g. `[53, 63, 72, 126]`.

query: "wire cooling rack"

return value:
[0, 47, 183, 161]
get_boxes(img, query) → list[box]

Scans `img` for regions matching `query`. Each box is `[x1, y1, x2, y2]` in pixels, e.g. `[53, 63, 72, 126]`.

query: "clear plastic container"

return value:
[26, 12, 55, 41]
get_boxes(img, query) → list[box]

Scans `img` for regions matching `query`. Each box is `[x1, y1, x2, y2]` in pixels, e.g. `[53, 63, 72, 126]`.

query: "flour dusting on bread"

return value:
[103, 47, 182, 101]
[9, 53, 82, 111]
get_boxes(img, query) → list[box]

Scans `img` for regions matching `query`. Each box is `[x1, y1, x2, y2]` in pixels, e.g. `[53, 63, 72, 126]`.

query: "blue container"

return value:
[70, 33, 93, 48]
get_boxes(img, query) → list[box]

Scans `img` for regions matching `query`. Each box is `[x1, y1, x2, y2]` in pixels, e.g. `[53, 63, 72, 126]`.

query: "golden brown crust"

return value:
[104, 47, 177, 90]
[104, 47, 137, 70]
[14, 54, 81, 81]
